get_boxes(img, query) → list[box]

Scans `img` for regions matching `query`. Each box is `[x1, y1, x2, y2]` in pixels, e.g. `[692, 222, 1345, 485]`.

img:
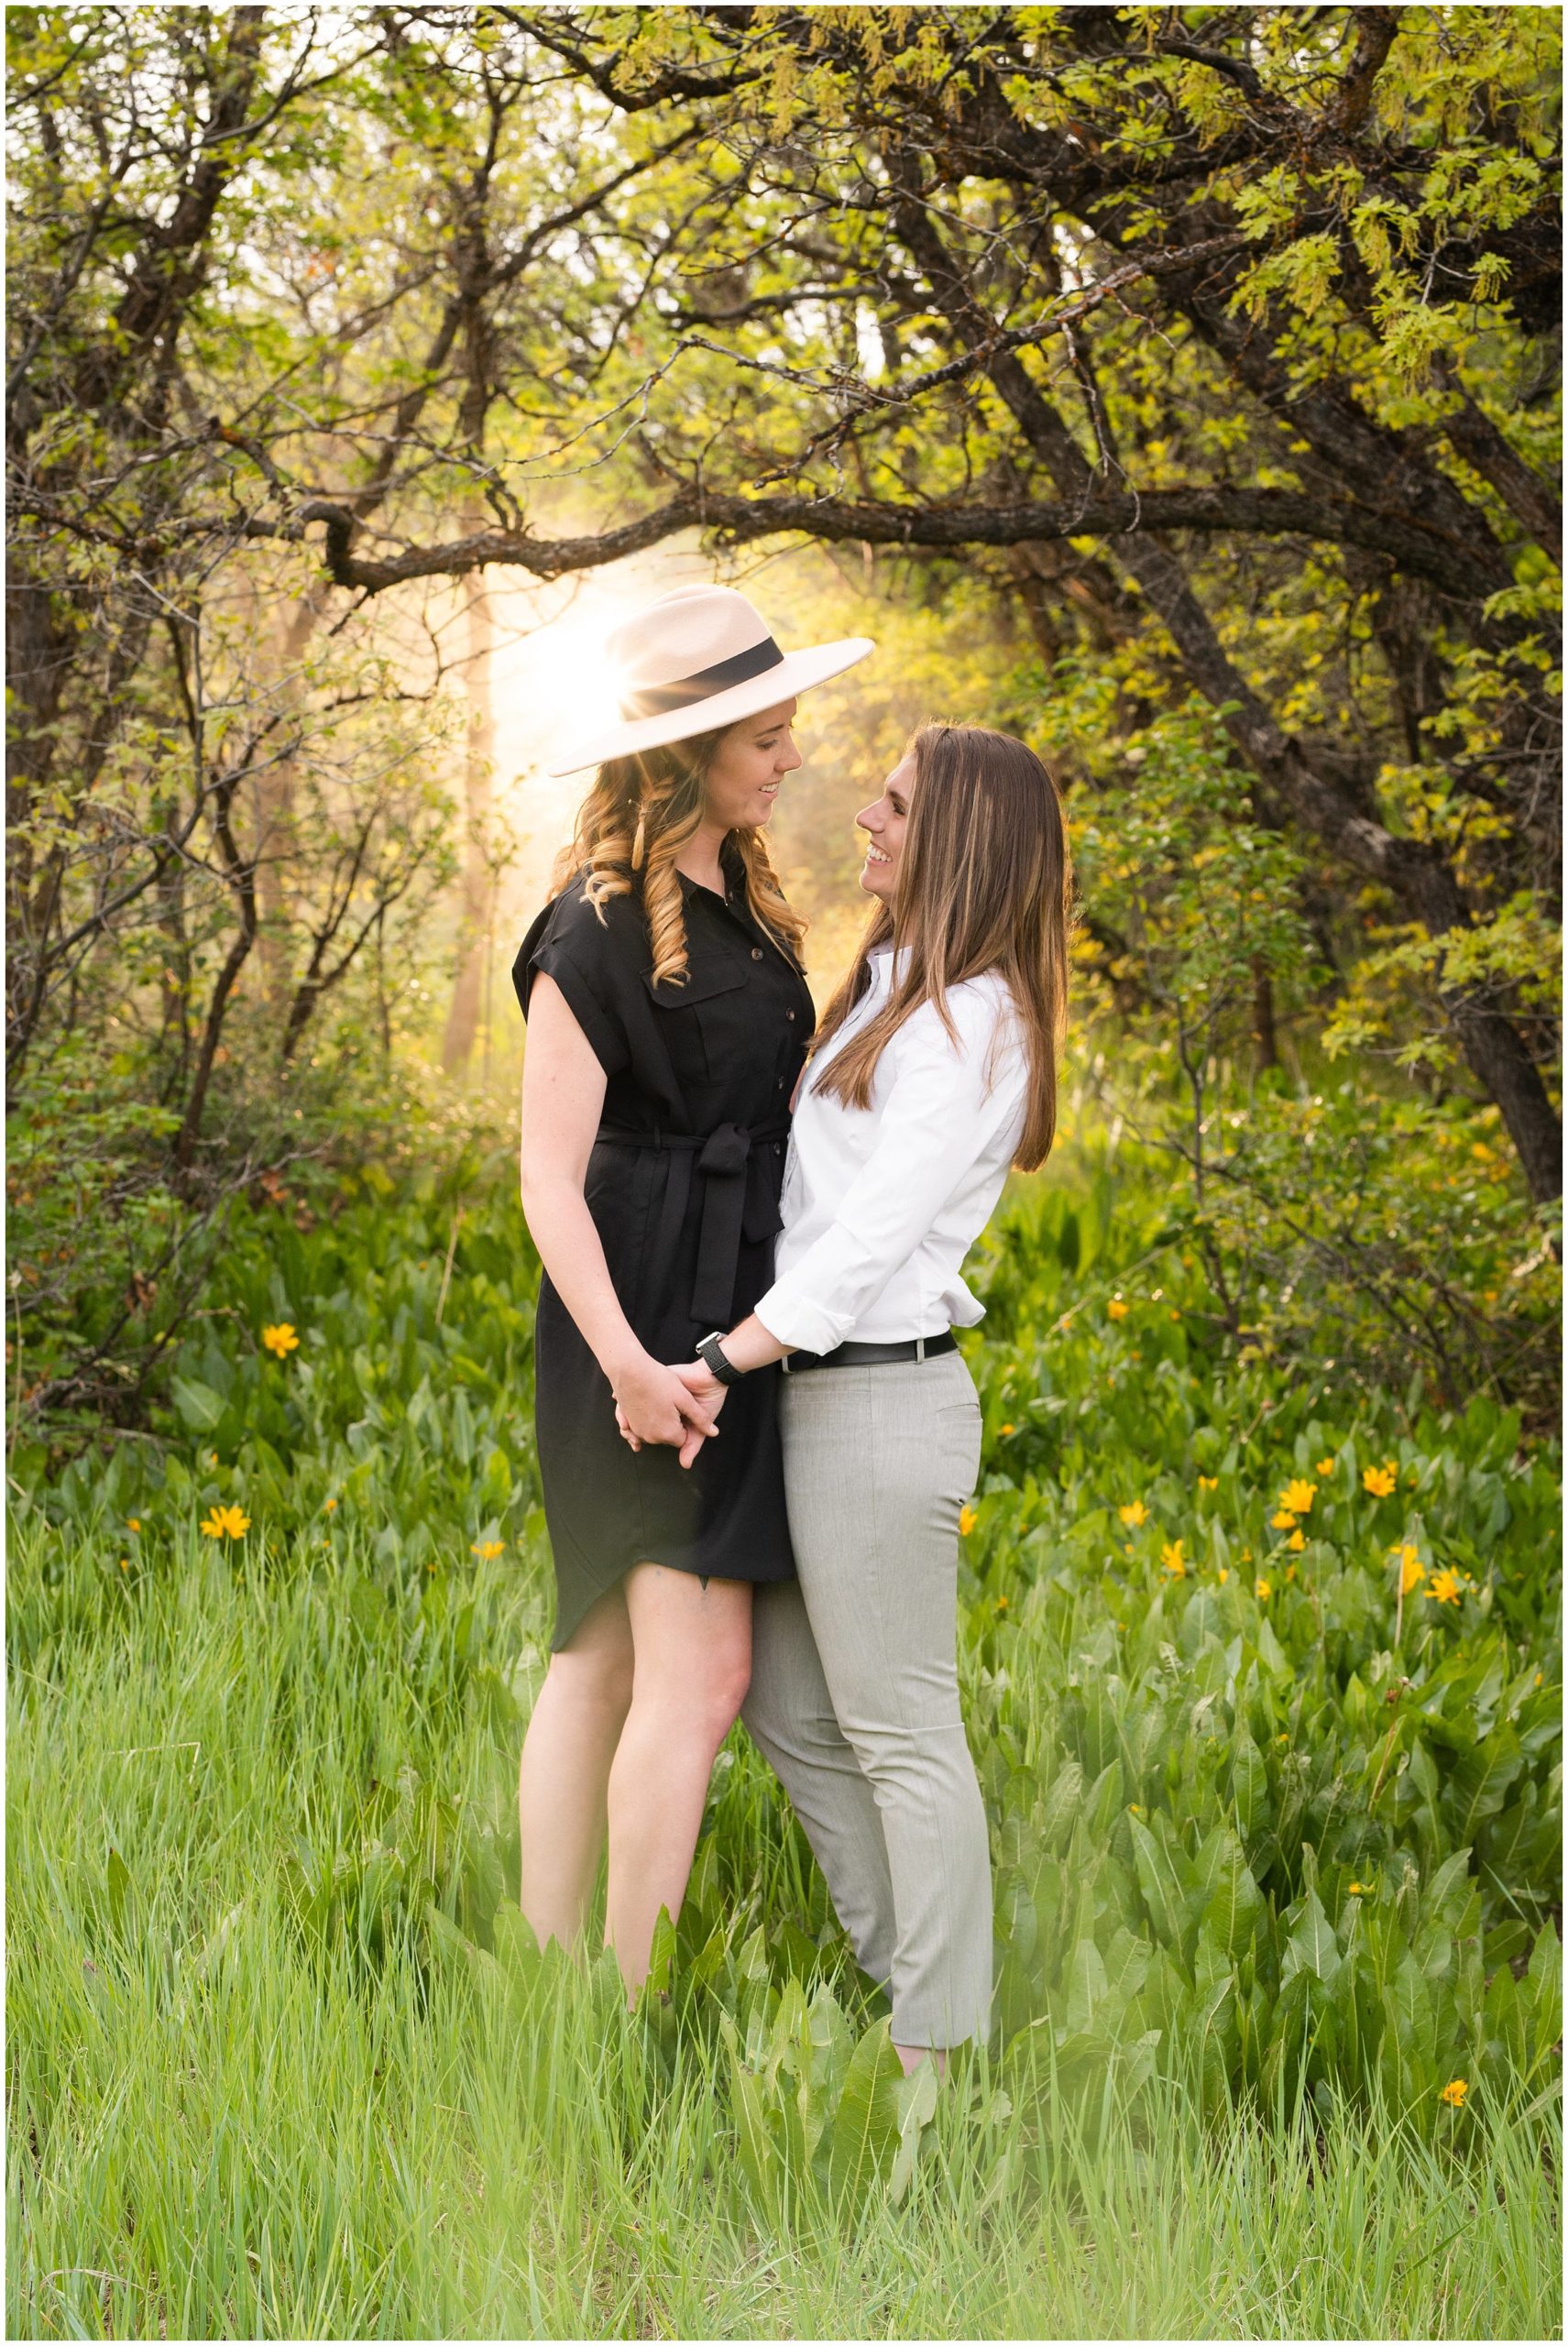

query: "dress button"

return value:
[786, 1009, 795, 1021]
[773, 1142, 782, 1155]
[751, 948, 763, 960]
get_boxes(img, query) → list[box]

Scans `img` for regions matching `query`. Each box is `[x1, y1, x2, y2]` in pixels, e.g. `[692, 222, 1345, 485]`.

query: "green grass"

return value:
[7, 1146, 1562, 2339]
[8, 1529, 1560, 2341]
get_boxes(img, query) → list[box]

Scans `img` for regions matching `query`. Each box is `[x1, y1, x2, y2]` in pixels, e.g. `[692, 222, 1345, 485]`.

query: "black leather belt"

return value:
[781, 1331, 959, 1374]
[596, 1117, 790, 1328]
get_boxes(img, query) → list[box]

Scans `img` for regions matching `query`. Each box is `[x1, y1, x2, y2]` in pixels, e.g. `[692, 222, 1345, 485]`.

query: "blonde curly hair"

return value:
[549, 728, 806, 984]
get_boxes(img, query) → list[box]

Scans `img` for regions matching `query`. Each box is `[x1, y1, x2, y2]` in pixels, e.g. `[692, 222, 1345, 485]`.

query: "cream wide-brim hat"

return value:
[545, 584, 875, 776]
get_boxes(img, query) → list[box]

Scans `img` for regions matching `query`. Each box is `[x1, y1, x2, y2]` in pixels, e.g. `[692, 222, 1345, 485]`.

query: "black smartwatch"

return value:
[696, 1332, 746, 1386]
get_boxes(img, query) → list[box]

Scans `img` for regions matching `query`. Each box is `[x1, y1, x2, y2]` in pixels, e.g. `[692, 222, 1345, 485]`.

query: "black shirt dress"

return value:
[512, 835, 814, 1650]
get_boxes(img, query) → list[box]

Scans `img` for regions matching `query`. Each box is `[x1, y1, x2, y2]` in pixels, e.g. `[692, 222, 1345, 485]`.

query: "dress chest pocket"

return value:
[642, 959, 749, 1087]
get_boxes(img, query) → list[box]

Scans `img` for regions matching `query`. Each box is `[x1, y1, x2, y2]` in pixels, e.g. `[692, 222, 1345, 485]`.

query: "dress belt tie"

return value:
[596, 1117, 791, 1328]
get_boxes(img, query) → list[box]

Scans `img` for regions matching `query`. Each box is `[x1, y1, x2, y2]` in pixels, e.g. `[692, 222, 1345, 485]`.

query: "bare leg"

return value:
[604, 1562, 751, 1994]
[518, 1583, 635, 1953]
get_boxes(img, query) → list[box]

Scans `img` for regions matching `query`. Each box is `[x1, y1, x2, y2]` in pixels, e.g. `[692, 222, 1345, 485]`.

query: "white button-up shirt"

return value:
[753, 945, 1028, 1354]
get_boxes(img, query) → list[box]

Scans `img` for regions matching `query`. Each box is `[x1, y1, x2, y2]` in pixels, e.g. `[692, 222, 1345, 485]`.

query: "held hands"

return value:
[610, 1352, 727, 1470]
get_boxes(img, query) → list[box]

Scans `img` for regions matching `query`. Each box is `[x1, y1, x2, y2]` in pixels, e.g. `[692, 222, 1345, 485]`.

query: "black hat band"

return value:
[620, 634, 784, 721]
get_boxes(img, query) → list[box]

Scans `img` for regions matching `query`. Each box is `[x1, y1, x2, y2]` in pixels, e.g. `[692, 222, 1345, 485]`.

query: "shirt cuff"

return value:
[752, 1278, 853, 1358]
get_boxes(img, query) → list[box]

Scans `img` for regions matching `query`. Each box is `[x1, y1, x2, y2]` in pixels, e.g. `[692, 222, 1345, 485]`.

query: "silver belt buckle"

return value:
[915, 1334, 926, 1362]
[780, 1353, 792, 1374]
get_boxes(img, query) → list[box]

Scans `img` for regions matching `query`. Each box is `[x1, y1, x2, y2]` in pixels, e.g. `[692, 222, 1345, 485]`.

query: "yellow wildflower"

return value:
[1127, 1802, 1143, 1814]
[1284, 1562, 1298, 1582]
[1107, 1297, 1129, 1321]
[1428, 1568, 1462, 1606]
[1280, 1478, 1316, 1516]
[126, 1518, 141, 1533]
[1363, 1463, 1398, 1497]
[1168, 1308, 1181, 1321]
[1315, 1457, 1334, 1477]
[1119, 1500, 1149, 1527]
[959, 1506, 978, 1536]
[200, 1504, 250, 1541]
[1287, 1529, 1305, 1552]
[1348, 1881, 1365, 1896]
[323, 1496, 337, 1514]
[1255, 1577, 1272, 1600]
[1161, 1540, 1186, 1577]
[118, 1558, 129, 1573]
[1198, 1474, 1218, 1491]
[1394, 1543, 1424, 1594]
[1271, 1509, 1297, 1529]
[995, 1595, 1010, 1615]
[262, 1322, 300, 1359]
[1217, 1566, 1229, 1584]
[1439, 2078, 1468, 2108]
[1242, 1548, 1253, 1562]
[470, 1540, 505, 1562]
[999, 1421, 1016, 1436]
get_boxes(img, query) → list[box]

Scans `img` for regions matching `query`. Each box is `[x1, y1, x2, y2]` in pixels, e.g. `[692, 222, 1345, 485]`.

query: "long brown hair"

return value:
[549, 727, 806, 985]
[808, 723, 1071, 1171]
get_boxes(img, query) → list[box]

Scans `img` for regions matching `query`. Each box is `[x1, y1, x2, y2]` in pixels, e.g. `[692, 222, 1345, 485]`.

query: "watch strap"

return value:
[696, 1332, 745, 1386]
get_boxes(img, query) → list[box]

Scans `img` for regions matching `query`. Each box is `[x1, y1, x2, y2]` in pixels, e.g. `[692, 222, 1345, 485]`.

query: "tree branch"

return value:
[248, 480, 1491, 596]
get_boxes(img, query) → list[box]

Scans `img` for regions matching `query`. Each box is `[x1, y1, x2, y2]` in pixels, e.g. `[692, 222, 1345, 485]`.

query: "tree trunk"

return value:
[1251, 959, 1279, 1075]
[253, 584, 329, 1012]
[441, 554, 497, 1075]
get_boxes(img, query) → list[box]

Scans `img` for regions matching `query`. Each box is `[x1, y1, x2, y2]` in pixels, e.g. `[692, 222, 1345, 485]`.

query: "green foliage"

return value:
[7, 3, 1560, 1443]
[12, 1150, 1558, 2122]
[7, 1147, 1559, 2330]
[1022, 670, 1560, 1419]
[1047, 681, 1320, 1056]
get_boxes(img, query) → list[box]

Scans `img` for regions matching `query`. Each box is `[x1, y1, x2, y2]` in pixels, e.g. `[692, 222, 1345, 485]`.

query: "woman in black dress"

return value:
[511, 583, 872, 1990]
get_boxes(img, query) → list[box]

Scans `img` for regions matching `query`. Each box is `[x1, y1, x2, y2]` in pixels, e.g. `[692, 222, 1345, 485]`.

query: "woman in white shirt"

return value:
[630, 721, 1070, 2068]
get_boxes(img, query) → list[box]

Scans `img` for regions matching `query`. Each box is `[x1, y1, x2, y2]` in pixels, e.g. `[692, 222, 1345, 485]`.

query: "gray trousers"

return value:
[742, 1349, 992, 2048]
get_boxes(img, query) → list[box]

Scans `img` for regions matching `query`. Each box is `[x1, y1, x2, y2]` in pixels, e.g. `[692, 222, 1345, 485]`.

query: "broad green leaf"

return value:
[172, 1376, 225, 1432]
[1284, 1889, 1341, 1986]
[1065, 1935, 1110, 2035]
[1129, 1813, 1196, 1957]
[1420, 1847, 1475, 1934]
[1229, 1726, 1268, 1839]
[1445, 1725, 1524, 1842]
[1036, 1760, 1084, 1853]
[729, 2055, 780, 2209]
[828, 2020, 904, 2214]
[489, 1901, 540, 1990]
[888, 2055, 939, 2204]
[1196, 1824, 1265, 1959]
[642, 1904, 677, 2004]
